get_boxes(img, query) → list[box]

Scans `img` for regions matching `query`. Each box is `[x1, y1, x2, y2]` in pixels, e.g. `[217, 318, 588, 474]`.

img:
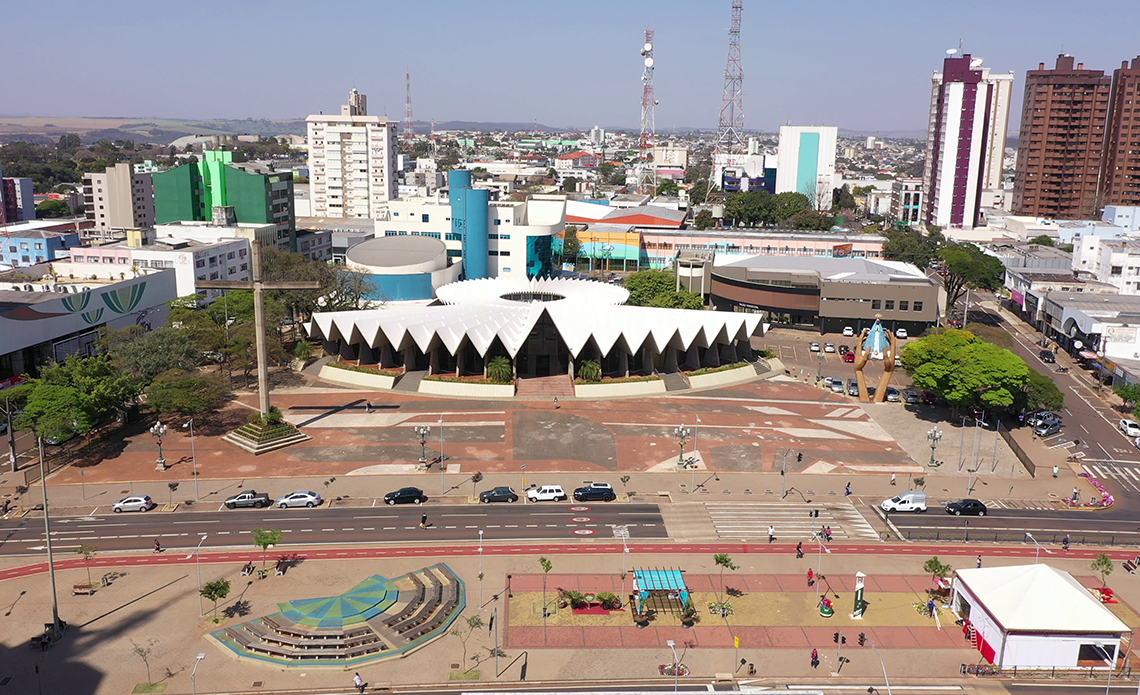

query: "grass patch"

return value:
[423, 374, 510, 385]
[449, 670, 481, 681]
[132, 684, 168, 694]
[327, 361, 402, 377]
[574, 374, 661, 384]
[685, 362, 749, 377]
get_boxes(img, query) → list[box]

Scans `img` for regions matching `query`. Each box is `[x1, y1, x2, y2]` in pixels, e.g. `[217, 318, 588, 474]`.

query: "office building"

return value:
[923, 53, 1013, 230]
[82, 162, 155, 231]
[1, 169, 35, 223]
[152, 151, 295, 251]
[1012, 55, 1112, 219]
[306, 89, 399, 219]
[1101, 57, 1140, 209]
[0, 221, 82, 267]
[890, 178, 924, 225]
[775, 126, 838, 210]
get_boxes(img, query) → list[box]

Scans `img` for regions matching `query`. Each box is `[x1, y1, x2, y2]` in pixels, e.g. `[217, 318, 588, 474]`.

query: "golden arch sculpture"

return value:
[853, 318, 898, 403]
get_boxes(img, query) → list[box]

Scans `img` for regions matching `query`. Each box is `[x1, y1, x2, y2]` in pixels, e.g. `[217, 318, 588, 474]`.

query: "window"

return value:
[899, 301, 909, 311]
[102, 257, 114, 264]
[499, 250, 510, 256]
[89, 256, 100, 263]
[421, 214, 430, 223]
[34, 243, 43, 250]
[196, 259, 205, 268]
[227, 252, 235, 260]
[502, 267, 511, 272]
[884, 300, 895, 310]
[118, 257, 129, 264]
[494, 219, 501, 226]
[913, 301, 923, 312]
[872, 300, 881, 310]
[500, 234, 510, 240]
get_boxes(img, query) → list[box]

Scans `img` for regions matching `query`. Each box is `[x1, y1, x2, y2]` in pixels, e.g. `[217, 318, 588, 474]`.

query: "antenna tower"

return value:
[715, 0, 745, 152]
[636, 29, 657, 195]
[403, 68, 414, 141]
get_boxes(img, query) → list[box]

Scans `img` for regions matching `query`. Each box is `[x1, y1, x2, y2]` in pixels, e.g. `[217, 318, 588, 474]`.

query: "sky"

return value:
[4, 0, 1139, 134]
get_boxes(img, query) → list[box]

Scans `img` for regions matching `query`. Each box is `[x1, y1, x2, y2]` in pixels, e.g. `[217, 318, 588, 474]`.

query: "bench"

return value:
[1125, 560, 1138, 575]
[72, 584, 96, 596]
[241, 563, 254, 576]
[224, 627, 254, 648]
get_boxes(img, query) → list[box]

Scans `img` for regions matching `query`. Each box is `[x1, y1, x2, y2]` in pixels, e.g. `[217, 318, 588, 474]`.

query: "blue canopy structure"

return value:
[633, 569, 689, 613]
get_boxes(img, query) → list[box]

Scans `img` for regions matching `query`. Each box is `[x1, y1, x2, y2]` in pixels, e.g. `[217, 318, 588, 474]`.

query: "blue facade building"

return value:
[449, 170, 490, 280]
[0, 226, 81, 268]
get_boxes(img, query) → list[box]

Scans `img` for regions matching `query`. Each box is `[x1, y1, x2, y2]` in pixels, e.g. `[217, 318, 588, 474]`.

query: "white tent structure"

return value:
[307, 277, 765, 379]
[952, 564, 1130, 669]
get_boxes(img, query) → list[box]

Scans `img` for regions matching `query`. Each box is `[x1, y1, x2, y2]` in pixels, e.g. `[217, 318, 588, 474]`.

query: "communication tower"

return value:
[403, 68, 414, 141]
[636, 30, 658, 195]
[715, 0, 745, 151]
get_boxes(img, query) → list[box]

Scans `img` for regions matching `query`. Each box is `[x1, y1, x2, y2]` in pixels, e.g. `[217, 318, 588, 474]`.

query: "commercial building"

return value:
[775, 126, 838, 210]
[306, 89, 398, 219]
[296, 229, 333, 263]
[1101, 57, 1140, 209]
[889, 178, 924, 225]
[1071, 235, 1140, 294]
[152, 151, 295, 251]
[2, 176, 35, 223]
[1003, 267, 1117, 327]
[706, 255, 939, 335]
[1103, 205, 1140, 231]
[0, 221, 82, 267]
[82, 162, 155, 231]
[152, 219, 278, 255]
[1040, 292, 1140, 385]
[923, 53, 1013, 230]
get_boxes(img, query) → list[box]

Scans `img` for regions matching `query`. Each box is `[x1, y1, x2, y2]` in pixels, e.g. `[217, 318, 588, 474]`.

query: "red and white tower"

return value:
[403, 68, 414, 141]
[715, 0, 745, 151]
[636, 30, 657, 195]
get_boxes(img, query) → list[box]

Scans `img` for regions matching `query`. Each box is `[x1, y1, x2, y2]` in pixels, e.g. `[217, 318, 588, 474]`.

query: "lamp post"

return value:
[478, 529, 484, 608]
[438, 416, 445, 496]
[186, 534, 208, 616]
[1025, 532, 1054, 564]
[868, 641, 892, 695]
[813, 533, 832, 604]
[38, 436, 62, 641]
[150, 421, 168, 471]
[182, 419, 198, 502]
[191, 653, 205, 695]
[817, 350, 823, 383]
[666, 639, 680, 692]
[414, 425, 431, 466]
[673, 425, 691, 466]
[927, 427, 942, 468]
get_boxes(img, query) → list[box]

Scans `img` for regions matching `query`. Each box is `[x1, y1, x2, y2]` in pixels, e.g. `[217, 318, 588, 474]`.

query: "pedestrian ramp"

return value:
[1082, 462, 1140, 494]
[705, 501, 880, 541]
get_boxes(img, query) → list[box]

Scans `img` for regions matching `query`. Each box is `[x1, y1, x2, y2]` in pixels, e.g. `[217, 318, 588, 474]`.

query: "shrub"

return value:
[265, 406, 283, 425]
[578, 359, 602, 383]
[487, 356, 513, 384]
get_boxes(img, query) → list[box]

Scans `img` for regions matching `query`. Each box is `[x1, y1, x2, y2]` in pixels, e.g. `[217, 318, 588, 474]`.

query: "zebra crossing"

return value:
[1082, 461, 1140, 493]
[705, 501, 881, 541]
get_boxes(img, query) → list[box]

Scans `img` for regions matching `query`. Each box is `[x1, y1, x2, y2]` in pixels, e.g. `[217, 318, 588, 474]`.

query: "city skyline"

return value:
[4, 0, 1140, 134]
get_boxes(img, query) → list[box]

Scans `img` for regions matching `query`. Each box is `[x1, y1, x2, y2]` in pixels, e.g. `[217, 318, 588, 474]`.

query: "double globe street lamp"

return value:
[414, 425, 431, 467]
[150, 421, 169, 471]
[927, 426, 943, 468]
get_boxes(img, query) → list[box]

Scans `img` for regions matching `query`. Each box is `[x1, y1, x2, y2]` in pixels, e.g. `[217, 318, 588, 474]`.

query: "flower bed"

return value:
[684, 362, 747, 377]
[424, 374, 509, 385]
[573, 374, 661, 384]
[1073, 473, 1114, 508]
[327, 361, 402, 377]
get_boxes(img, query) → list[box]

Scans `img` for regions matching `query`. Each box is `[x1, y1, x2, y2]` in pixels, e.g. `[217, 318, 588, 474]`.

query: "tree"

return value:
[539, 556, 553, 636]
[76, 545, 98, 587]
[578, 359, 601, 383]
[131, 639, 158, 685]
[901, 329, 1030, 409]
[656, 180, 680, 196]
[562, 176, 579, 193]
[1091, 553, 1114, 587]
[939, 242, 1006, 314]
[36, 199, 72, 218]
[713, 553, 738, 601]
[487, 356, 513, 383]
[788, 209, 833, 230]
[831, 184, 856, 211]
[145, 369, 230, 414]
[1018, 369, 1065, 413]
[647, 290, 704, 310]
[693, 209, 714, 230]
[881, 227, 942, 270]
[57, 133, 82, 150]
[688, 179, 709, 206]
[108, 326, 203, 386]
[770, 191, 812, 224]
[201, 578, 232, 618]
[725, 190, 772, 227]
[18, 354, 138, 439]
[252, 528, 282, 568]
[450, 615, 485, 670]
[923, 556, 952, 586]
[562, 226, 580, 260]
[323, 268, 377, 312]
[1113, 383, 1140, 412]
[624, 270, 678, 306]
[1028, 235, 1056, 247]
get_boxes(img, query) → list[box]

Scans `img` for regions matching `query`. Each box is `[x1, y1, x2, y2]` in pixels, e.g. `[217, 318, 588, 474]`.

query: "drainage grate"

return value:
[450, 663, 460, 669]
[251, 682, 263, 688]
[0, 676, 12, 686]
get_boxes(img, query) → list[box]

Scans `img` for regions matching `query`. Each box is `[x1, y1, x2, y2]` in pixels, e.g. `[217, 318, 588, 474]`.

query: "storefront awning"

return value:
[1079, 351, 1099, 360]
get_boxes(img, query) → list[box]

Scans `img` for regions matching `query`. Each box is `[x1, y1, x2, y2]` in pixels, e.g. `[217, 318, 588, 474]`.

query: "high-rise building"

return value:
[775, 126, 838, 210]
[890, 178, 924, 226]
[923, 53, 1013, 230]
[1101, 56, 1140, 209]
[1012, 55, 1112, 219]
[82, 162, 155, 231]
[306, 89, 399, 219]
[152, 151, 295, 251]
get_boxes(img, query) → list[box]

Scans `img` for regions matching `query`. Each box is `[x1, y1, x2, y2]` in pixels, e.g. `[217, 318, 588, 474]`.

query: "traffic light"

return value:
[858, 632, 866, 646]
[841, 634, 847, 645]
[797, 452, 803, 463]
[833, 632, 839, 644]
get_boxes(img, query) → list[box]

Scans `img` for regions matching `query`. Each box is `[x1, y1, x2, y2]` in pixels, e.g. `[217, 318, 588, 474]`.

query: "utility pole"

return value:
[39, 437, 62, 640]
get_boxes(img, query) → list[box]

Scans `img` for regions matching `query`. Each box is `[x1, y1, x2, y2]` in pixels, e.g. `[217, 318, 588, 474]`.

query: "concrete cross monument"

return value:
[198, 240, 321, 452]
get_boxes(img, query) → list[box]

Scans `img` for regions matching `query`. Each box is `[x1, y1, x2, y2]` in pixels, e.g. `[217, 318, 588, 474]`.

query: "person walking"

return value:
[365, 401, 372, 414]
[1052, 465, 1059, 478]
[553, 397, 559, 409]
[824, 526, 832, 542]
[927, 598, 936, 618]
[1072, 487, 1080, 504]
[353, 672, 364, 694]
[767, 525, 776, 543]
[1063, 533, 1070, 551]
[795, 541, 804, 559]
[807, 568, 814, 586]
[419, 513, 427, 530]
[845, 482, 851, 497]
[890, 473, 896, 486]
[810, 648, 818, 669]
[153, 539, 162, 554]
[976, 555, 982, 568]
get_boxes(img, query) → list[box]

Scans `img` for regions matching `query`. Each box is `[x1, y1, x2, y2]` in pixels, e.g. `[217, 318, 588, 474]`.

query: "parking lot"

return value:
[755, 327, 916, 394]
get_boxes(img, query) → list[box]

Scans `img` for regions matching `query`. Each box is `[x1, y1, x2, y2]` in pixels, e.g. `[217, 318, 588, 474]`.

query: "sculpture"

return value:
[852, 317, 898, 403]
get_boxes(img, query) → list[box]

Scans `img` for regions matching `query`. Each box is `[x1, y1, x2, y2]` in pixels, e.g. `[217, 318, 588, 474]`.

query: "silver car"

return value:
[276, 490, 322, 508]
[113, 495, 155, 513]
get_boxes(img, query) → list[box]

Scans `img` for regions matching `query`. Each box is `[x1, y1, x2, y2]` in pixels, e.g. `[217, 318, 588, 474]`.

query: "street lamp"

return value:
[817, 350, 824, 383]
[186, 534, 208, 616]
[150, 421, 169, 471]
[813, 533, 832, 604]
[926, 427, 942, 467]
[478, 529, 484, 608]
[868, 641, 892, 695]
[191, 652, 205, 695]
[438, 415, 445, 496]
[182, 419, 198, 502]
[666, 639, 680, 692]
[414, 425, 431, 466]
[1025, 532, 1054, 564]
[673, 425, 691, 466]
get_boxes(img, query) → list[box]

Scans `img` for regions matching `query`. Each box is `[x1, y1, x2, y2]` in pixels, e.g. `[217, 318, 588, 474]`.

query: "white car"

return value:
[842, 326, 855, 337]
[276, 490, 322, 508]
[896, 328, 908, 339]
[823, 343, 836, 353]
[526, 485, 567, 502]
[1120, 420, 1140, 437]
[113, 495, 156, 513]
[809, 342, 821, 352]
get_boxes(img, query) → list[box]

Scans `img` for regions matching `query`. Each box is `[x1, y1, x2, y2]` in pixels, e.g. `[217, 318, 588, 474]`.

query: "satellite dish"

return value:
[1074, 340, 1084, 349]
[970, 58, 983, 68]
[654, 100, 659, 105]
[644, 42, 653, 53]
[645, 57, 654, 68]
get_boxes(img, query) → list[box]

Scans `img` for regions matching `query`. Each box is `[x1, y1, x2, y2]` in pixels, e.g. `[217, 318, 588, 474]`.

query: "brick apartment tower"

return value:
[1012, 55, 1112, 219]
[1100, 56, 1140, 209]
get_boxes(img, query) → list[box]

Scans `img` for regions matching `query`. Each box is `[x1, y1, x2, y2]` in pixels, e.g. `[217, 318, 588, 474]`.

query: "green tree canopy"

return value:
[770, 191, 812, 224]
[35, 199, 72, 218]
[656, 180, 680, 196]
[724, 190, 772, 227]
[693, 209, 715, 230]
[788, 209, 833, 230]
[562, 226, 580, 260]
[901, 329, 1030, 408]
[18, 354, 137, 437]
[881, 227, 943, 270]
[688, 179, 709, 206]
[1028, 235, 1056, 247]
[939, 242, 1005, 313]
[1017, 369, 1065, 413]
[831, 184, 856, 211]
[107, 326, 203, 385]
[145, 369, 230, 414]
[624, 270, 703, 310]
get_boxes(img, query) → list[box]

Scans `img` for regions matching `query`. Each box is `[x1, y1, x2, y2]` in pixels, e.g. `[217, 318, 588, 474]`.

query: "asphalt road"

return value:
[0, 502, 667, 556]
[875, 503, 1140, 546]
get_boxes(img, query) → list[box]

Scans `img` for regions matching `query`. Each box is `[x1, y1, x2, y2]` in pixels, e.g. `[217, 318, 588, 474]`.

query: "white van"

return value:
[881, 490, 927, 513]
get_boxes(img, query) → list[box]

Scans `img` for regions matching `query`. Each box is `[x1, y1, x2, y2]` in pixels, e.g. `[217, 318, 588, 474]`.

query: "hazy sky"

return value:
[6, 0, 1139, 134]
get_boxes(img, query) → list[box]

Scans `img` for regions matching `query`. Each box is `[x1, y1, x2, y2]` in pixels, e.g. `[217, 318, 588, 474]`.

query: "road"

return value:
[0, 502, 667, 556]
[875, 503, 1140, 546]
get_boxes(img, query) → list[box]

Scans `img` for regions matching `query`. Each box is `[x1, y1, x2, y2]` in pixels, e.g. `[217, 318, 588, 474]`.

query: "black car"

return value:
[479, 486, 518, 503]
[384, 487, 427, 505]
[1039, 350, 1056, 363]
[946, 499, 988, 516]
[572, 483, 617, 502]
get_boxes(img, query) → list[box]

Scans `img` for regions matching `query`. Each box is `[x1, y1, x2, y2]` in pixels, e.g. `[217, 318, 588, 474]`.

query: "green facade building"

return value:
[152, 151, 296, 250]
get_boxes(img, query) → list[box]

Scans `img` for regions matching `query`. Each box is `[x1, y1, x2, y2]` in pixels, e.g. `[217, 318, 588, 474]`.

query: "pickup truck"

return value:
[224, 491, 272, 509]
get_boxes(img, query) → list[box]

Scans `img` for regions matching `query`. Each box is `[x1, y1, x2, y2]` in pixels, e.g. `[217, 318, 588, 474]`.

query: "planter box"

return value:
[686, 365, 757, 390]
[318, 364, 397, 390]
[574, 379, 666, 398]
[418, 379, 515, 398]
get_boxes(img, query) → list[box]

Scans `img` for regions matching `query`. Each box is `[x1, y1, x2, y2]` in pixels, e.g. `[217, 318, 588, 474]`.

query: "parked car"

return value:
[903, 388, 921, 404]
[1120, 420, 1140, 437]
[920, 390, 942, 405]
[527, 485, 567, 502]
[479, 486, 518, 503]
[384, 487, 427, 505]
[225, 490, 272, 509]
[823, 343, 836, 353]
[44, 429, 76, 445]
[573, 482, 617, 502]
[830, 378, 845, 393]
[1026, 411, 1061, 428]
[895, 328, 908, 339]
[809, 342, 821, 352]
[881, 491, 927, 513]
[842, 326, 855, 337]
[946, 499, 988, 516]
[843, 351, 855, 363]
[885, 387, 901, 402]
[838, 345, 850, 354]
[847, 378, 859, 396]
[1034, 421, 1062, 437]
[113, 495, 156, 513]
[276, 490, 322, 508]
[1039, 350, 1056, 364]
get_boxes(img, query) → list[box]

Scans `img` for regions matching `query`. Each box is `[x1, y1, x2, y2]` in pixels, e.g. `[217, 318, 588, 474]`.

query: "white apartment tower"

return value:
[923, 53, 1013, 230]
[306, 89, 398, 219]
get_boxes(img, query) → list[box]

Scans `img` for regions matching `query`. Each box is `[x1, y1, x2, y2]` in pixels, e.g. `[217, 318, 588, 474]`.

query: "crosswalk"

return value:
[1082, 462, 1140, 493]
[705, 501, 881, 541]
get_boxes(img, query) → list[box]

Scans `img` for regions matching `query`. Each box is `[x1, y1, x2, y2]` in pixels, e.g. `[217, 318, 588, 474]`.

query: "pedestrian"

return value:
[976, 555, 982, 568]
[890, 473, 896, 486]
[807, 568, 814, 586]
[927, 598, 936, 617]
[1073, 487, 1079, 503]
[365, 401, 372, 414]
[810, 648, 818, 669]
[353, 672, 364, 694]
[824, 526, 832, 542]
[768, 525, 776, 543]
[1052, 465, 1059, 479]
[153, 539, 162, 553]
[419, 513, 427, 530]
[553, 397, 559, 409]
[795, 541, 804, 559]
[1063, 533, 1070, 551]
[845, 482, 851, 497]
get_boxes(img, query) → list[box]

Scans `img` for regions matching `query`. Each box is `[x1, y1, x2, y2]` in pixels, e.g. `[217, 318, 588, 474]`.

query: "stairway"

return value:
[659, 372, 690, 392]
[515, 374, 575, 398]
[394, 370, 427, 392]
